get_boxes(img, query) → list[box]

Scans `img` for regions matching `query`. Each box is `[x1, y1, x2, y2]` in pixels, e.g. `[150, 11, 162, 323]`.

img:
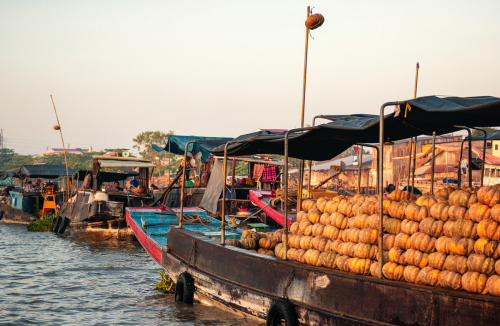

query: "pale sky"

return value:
[1, 0, 499, 155]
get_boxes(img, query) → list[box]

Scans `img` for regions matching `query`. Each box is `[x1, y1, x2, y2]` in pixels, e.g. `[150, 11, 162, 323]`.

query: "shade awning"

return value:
[468, 130, 500, 141]
[99, 160, 155, 168]
[152, 135, 232, 162]
[77, 170, 139, 182]
[15, 165, 75, 180]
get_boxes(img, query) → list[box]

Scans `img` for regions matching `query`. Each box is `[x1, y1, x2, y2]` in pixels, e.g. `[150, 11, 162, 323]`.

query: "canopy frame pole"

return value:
[455, 126, 473, 188]
[379, 101, 402, 279]
[357, 146, 363, 194]
[168, 139, 171, 185]
[221, 141, 233, 246]
[230, 160, 236, 199]
[407, 138, 413, 191]
[469, 127, 487, 187]
[411, 136, 418, 197]
[356, 143, 379, 195]
[50, 95, 70, 202]
[179, 140, 196, 228]
[431, 132, 436, 195]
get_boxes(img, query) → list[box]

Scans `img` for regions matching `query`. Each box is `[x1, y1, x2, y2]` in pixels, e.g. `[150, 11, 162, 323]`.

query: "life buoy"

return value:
[57, 217, 70, 234]
[174, 272, 195, 304]
[266, 298, 297, 326]
[52, 216, 61, 233]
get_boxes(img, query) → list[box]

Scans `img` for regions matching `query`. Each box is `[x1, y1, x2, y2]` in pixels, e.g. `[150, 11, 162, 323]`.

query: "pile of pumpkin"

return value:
[225, 229, 283, 257]
[275, 186, 500, 297]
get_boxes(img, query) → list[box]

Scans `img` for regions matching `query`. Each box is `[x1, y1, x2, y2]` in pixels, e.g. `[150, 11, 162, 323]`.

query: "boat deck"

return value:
[249, 190, 294, 227]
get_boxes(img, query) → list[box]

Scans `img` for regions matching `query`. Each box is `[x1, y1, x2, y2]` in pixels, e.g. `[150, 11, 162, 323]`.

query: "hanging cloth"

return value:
[262, 165, 277, 182]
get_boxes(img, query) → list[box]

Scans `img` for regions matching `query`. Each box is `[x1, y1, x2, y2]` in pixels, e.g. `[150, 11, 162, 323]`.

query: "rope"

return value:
[282, 270, 295, 299]
[275, 188, 298, 207]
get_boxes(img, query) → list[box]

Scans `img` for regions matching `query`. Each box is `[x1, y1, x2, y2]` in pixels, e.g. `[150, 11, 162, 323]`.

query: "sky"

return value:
[1, 0, 499, 155]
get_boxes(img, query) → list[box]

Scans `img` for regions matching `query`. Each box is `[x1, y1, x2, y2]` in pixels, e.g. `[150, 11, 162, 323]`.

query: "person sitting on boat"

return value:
[33, 179, 42, 191]
[113, 181, 123, 191]
[129, 178, 139, 189]
[25, 181, 34, 192]
[384, 184, 396, 196]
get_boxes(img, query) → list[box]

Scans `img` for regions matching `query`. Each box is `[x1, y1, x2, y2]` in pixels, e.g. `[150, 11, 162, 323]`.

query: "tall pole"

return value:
[50, 95, 70, 202]
[414, 63, 420, 99]
[407, 138, 413, 189]
[179, 141, 195, 228]
[168, 139, 171, 184]
[410, 63, 420, 197]
[430, 132, 436, 194]
[357, 146, 363, 194]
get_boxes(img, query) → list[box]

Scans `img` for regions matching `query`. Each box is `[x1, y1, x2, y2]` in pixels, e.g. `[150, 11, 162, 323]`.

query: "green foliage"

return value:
[104, 148, 135, 157]
[133, 131, 181, 175]
[27, 213, 55, 232]
[155, 270, 175, 292]
[471, 127, 497, 136]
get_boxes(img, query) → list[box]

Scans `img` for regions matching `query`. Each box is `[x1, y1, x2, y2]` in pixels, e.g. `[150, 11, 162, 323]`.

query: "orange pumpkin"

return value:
[388, 201, 409, 220]
[477, 186, 500, 207]
[438, 270, 462, 290]
[358, 228, 378, 245]
[324, 200, 340, 214]
[319, 251, 337, 269]
[375, 198, 392, 215]
[404, 265, 421, 283]
[338, 242, 355, 257]
[303, 225, 313, 236]
[487, 275, 500, 296]
[388, 188, 403, 201]
[383, 234, 396, 250]
[401, 219, 420, 235]
[443, 254, 468, 274]
[368, 214, 388, 230]
[335, 255, 351, 272]
[446, 237, 475, 256]
[394, 233, 412, 250]
[405, 204, 428, 222]
[474, 237, 500, 258]
[453, 219, 478, 239]
[351, 214, 370, 229]
[382, 262, 405, 281]
[410, 232, 436, 253]
[419, 218, 444, 238]
[259, 237, 277, 250]
[468, 203, 491, 223]
[430, 202, 450, 222]
[448, 205, 467, 221]
[316, 197, 331, 213]
[403, 249, 429, 268]
[435, 187, 455, 199]
[331, 212, 349, 230]
[225, 239, 241, 247]
[347, 258, 373, 275]
[312, 235, 328, 252]
[388, 247, 405, 265]
[353, 242, 378, 260]
[428, 252, 447, 270]
[299, 235, 314, 250]
[296, 211, 308, 222]
[274, 243, 285, 259]
[308, 208, 321, 224]
[449, 190, 472, 207]
[298, 219, 312, 234]
[294, 249, 307, 263]
[490, 204, 500, 223]
[343, 227, 361, 244]
[467, 254, 495, 275]
[290, 222, 300, 234]
[462, 271, 489, 294]
[338, 201, 355, 217]
[477, 219, 500, 241]
[384, 218, 402, 235]
[301, 199, 316, 212]
[360, 201, 377, 215]
[417, 266, 440, 286]
[496, 260, 500, 275]
[311, 223, 325, 237]
[319, 213, 331, 225]
[330, 239, 345, 254]
[322, 225, 341, 241]
[416, 196, 438, 209]
[240, 238, 257, 250]
[304, 249, 322, 266]
[286, 248, 296, 260]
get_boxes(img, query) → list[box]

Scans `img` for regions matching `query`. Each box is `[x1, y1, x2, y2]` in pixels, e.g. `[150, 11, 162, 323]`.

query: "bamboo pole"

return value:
[407, 138, 413, 190]
[50, 95, 70, 202]
[411, 136, 418, 197]
[357, 146, 363, 194]
[431, 132, 436, 195]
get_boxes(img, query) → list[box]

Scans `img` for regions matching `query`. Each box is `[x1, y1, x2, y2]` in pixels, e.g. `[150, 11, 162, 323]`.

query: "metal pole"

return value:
[458, 138, 465, 189]
[221, 142, 231, 245]
[430, 132, 436, 195]
[168, 139, 171, 184]
[407, 138, 413, 190]
[230, 159, 236, 199]
[297, 160, 304, 211]
[50, 95, 70, 202]
[467, 129, 473, 187]
[411, 136, 418, 197]
[379, 101, 401, 279]
[357, 146, 363, 194]
[469, 128, 487, 187]
[356, 143, 379, 195]
[178, 140, 195, 228]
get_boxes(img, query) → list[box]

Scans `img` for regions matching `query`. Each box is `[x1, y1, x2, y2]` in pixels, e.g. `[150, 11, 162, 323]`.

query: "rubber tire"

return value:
[57, 217, 70, 234]
[266, 298, 297, 326]
[174, 272, 195, 304]
[52, 216, 61, 233]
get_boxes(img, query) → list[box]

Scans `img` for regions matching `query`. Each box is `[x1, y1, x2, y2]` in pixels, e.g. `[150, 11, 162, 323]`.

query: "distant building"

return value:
[45, 146, 92, 155]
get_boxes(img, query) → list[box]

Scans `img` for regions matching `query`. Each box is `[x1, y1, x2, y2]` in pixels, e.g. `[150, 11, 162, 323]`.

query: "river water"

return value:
[0, 223, 263, 326]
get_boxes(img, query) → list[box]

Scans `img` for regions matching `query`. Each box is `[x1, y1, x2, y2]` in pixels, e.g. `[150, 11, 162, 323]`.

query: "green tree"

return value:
[103, 148, 135, 157]
[133, 131, 180, 175]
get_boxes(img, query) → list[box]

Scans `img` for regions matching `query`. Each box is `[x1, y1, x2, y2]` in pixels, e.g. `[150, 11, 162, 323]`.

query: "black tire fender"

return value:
[57, 217, 70, 234]
[52, 216, 61, 233]
[266, 298, 297, 326]
[174, 272, 195, 304]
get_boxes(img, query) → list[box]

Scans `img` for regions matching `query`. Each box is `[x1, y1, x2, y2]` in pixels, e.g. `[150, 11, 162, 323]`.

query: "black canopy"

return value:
[76, 170, 138, 183]
[15, 165, 75, 180]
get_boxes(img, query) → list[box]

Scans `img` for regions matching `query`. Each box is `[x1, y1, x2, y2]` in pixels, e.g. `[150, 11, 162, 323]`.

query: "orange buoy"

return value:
[305, 13, 324, 30]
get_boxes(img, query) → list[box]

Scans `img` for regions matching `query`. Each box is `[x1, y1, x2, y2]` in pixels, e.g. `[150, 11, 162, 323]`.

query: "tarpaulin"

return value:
[15, 165, 75, 180]
[152, 135, 232, 163]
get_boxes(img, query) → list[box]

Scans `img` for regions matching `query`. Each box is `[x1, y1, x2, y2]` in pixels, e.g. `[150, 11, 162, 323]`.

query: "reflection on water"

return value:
[0, 223, 263, 325]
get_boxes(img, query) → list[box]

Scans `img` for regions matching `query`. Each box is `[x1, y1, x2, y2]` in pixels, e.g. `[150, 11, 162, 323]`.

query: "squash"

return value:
[316, 197, 331, 213]
[368, 214, 388, 230]
[462, 271, 489, 294]
[467, 193, 479, 208]
[419, 218, 444, 238]
[383, 234, 396, 250]
[370, 262, 382, 278]
[394, 233, 412, 250]
[338, 201, 355, 217]
[352, 203, 363, 216]
[382, 262, 405, 281]
[430, 202, 450, 221]
[375, 198, 392, 215]
[453, 219, 478, 239]
[322, 225, 341, 241]
[298, 219, 312, 234]
[467, 254, 495, 275]
[259, 237, 277, 250]
[293, 249, 307, 263]
[416, 196, 438, 209]
[338, 242, 355, 257]
[302, 199, 317, 212]
[403, 249, 429, 268]
[417, 267, 440, 286]
[324, 200, 340, 214]
[225, 239, 241, 247]
[296, 211, 308, 222]
[299, 235, 314, 250]
[312, 235, 328, 252]
[274, 243, 285, 259]
[443, 221, 458, 238]
[477, 186, 500, 207]
[360, 201, 377, 215]
[487, 275, 500, 296]
[358, 228, 378, 245]
[443, 254, 468, 274]
[269, 234, 282, 244]
[242, 230, 254, 239]
[351, 214, 371, 229]
[349, 194, 364, 204]
[304, 249, 322, 266]
[384, 218, 402, 235]
[319, 213, 331, 226]
[449, 190, 472, 207]
[311, 223, 325, 237]
[401, 191, 418, 202]
[405, 204, 428, 222]
[344, 227, 361, 244]
[474, 237, 500, 258]
[388, 247, 405, 265]
[438, 270, 462, 290]
[348, 258, 373, 275]
[468, 203, 491, 223]
[496, 260, 500, 275]
[410, 232, 436, 253]
[446, 237, 475, 256]
[308, 208, 321, 224]
[324, 239, 333, 252]
[388, 188, 403, 201]
[436, 236, 450, 254]
[240, 238, 257, 250]
[330, 239, 344, 254]
[448, 205, 467, 221]
[428, 252, 447, 270]
[404, 265, 421, 283]
[477, 219, 500, 241]
[388, 201, 409, 220]
[435, 187, 455, 199]
[335, 255, 351, 272]
[303, 225, 313, 236]
[286, 248, 296, 260]
[490, 204, 500, 223]
[290, 222, 300, 234]
[401, 219, 420, 235]
[319, 251, 337, 269]
[289, 234, 303, 249]
[331, 212, 349, 229]
[353, 243, 378, 260]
